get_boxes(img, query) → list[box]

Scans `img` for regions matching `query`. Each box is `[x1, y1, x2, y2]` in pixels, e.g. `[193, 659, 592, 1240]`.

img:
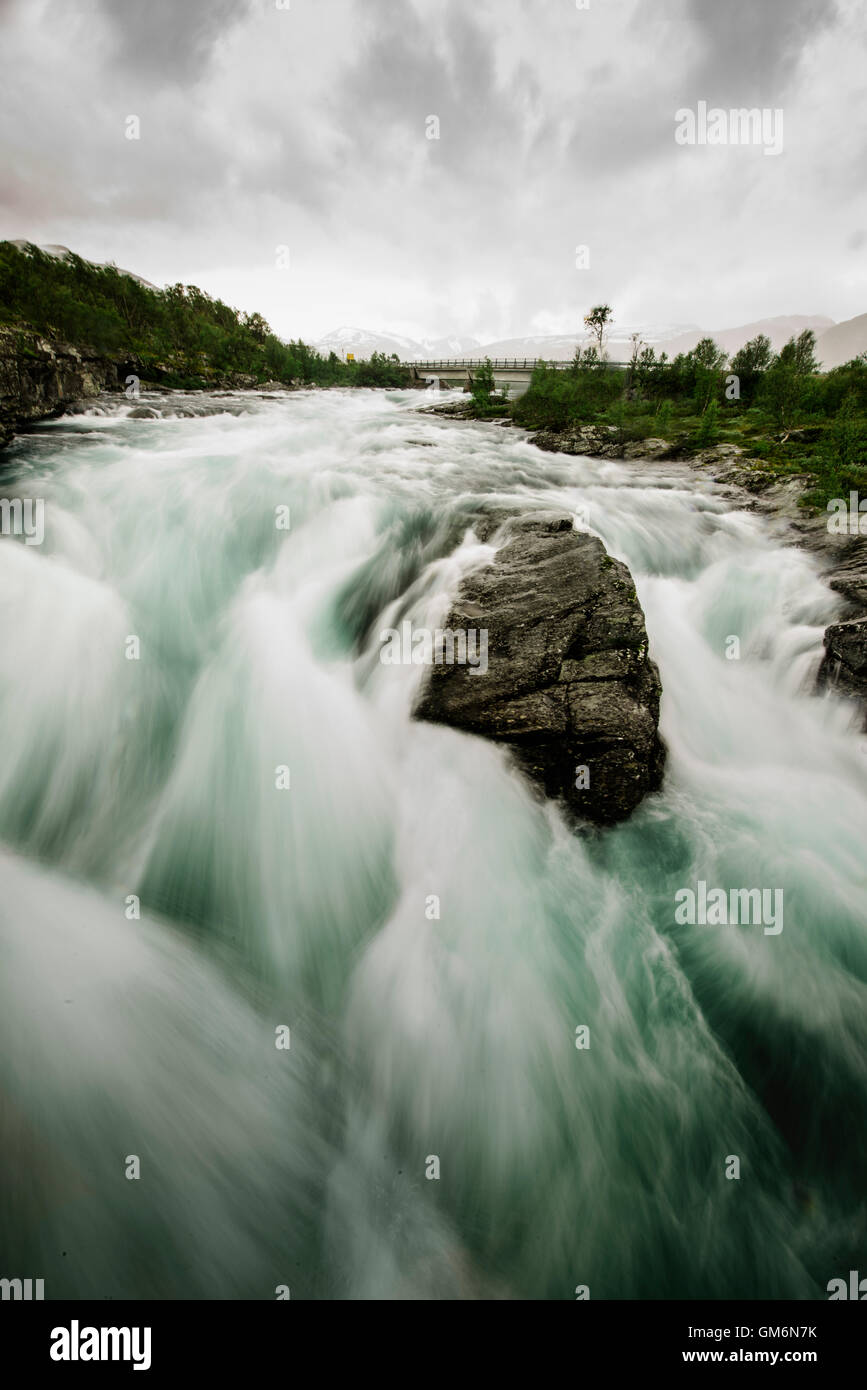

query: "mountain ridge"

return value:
[315, 316, 837, 363]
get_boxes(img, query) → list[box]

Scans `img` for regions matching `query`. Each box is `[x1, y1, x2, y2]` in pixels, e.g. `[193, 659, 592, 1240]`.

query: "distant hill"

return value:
[478, 316, 835, 364]
[8, 240, 160, 291]
[660, 315, 834, 359]
[315, 325, 482, 361]
[316, 323, 695, 363]
[465, 325, 697, 363]
[815, 312, 867, 369]
[317, 317, 838, 364]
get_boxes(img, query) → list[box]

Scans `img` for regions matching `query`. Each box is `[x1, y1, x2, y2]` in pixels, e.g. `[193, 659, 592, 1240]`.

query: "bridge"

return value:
[406, 358, 628, 394]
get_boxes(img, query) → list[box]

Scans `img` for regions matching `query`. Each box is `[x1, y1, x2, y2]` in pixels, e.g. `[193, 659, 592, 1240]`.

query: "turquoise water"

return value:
[1, 387, 865, 1299]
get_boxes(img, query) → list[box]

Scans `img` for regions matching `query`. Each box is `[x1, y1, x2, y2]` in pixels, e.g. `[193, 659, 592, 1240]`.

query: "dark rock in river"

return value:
[817, 616, 867, 729]
[530, 422, 671, 462]
[825, 540, 867, 613]
[414, 511, 666, 825]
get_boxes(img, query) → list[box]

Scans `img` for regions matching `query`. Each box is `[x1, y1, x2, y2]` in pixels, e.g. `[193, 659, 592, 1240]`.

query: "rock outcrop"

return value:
[530, 422, 671, 461]
[414, 511, 666, 824]
[0, 326, 295, 448]
[823, 539, 867, 614]
[817, 617, 867, 728]
[0, 325, 127, 447]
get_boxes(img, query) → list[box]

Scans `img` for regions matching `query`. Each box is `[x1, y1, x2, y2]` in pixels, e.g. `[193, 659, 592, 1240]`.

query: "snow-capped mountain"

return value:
[427, 334, 485, 357]
[468, 325, 699, 362]
[313, 326, 423, 360]
[313, 324, 698, 362]
[314, 326, 482, 361]
[314, 318, 837, 363]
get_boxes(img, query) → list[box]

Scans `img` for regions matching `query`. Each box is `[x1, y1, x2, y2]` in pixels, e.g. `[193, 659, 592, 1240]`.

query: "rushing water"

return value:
[1, 387, 865, 1300]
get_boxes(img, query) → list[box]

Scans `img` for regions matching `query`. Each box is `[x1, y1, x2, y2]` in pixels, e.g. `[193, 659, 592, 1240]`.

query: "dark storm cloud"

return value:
[94, 0, 253, 84]
[0, 0, 337, 237]
[0, 0, 865, 339]
[683, 0, 840, 103]
[562, 80, 677, 178]
[560, 0, 842, 180]
[334, 0, 541, 180]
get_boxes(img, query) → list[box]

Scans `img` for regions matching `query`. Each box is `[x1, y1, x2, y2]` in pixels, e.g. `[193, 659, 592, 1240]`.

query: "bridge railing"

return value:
[406, 359, 629, 370]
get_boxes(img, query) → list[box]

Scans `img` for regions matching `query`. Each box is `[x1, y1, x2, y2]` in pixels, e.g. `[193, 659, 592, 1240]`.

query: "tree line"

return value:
[0, 241, 409, 390]
[466, 304, 867, 509]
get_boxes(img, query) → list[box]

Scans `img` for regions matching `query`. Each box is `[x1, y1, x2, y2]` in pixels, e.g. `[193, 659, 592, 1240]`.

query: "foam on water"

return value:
[1, 388, 865, 1298]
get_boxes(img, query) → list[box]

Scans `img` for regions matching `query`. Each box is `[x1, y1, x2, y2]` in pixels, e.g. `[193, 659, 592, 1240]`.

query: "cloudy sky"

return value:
[1, 0, 864, 344]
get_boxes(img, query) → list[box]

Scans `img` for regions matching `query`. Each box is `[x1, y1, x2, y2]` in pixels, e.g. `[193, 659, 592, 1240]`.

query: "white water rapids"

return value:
[1, 387, 865, 1299]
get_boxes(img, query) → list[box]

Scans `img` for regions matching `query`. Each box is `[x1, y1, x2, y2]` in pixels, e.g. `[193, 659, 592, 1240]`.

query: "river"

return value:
[1, 386, 865, 1299]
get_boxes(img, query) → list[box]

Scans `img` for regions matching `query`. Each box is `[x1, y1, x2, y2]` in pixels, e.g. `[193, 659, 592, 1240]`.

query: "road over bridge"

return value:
[406, 359, 628, 395]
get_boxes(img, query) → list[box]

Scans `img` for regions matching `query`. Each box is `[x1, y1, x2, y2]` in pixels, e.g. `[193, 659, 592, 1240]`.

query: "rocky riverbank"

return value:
[537, 423, 867, 728]
[0, 325, 123, 448]
[422, 400, 867, 730]
[0, 325, 294, 448]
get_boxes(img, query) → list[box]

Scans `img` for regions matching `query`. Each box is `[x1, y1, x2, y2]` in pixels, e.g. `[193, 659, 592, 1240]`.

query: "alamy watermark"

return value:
[827, 492, 867, 535]
[675, 880, 784, 935]
[379, 619, 488, 674]
[1, 1276, 44, 1299]
[50, 1321, 151, 1371]
[827, 1270, 867, 1299]
[675, 102, 783, 157]
[0, 497, 44, 545]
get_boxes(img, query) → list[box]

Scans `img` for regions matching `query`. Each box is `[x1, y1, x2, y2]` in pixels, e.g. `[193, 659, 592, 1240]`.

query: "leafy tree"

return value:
[635, 345, 657, 392]
[574, 345, 604, 372]
[242, 311, 270, 342]
[778, 328, 818, 375]
[729, 334, 772, 405]
[826, 390, 866, 469]
[583, 304, 613, 358]
[689, 337, 726, 411]
[760, 331, 819, 436]
[694, 397, 719, 446]
[470, 357, 496, 408]
[654, 399, 673, 435]
[730, 333, 772, 375]
[760, 362, 800, 435]
[690, 337, 727, 372]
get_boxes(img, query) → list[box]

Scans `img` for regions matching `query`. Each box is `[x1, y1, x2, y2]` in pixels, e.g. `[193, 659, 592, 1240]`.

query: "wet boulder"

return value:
[414, 512, 666, 824]
[818, 616, 867, 729]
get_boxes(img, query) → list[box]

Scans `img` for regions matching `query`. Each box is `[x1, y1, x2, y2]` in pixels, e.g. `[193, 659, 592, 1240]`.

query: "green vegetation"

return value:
[468, 357, 511, 416]
[514, 347, 623, 429]
[485, 316, 867, 511]
[5, 244, 863, 514]
[0, 241, 410, 389]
